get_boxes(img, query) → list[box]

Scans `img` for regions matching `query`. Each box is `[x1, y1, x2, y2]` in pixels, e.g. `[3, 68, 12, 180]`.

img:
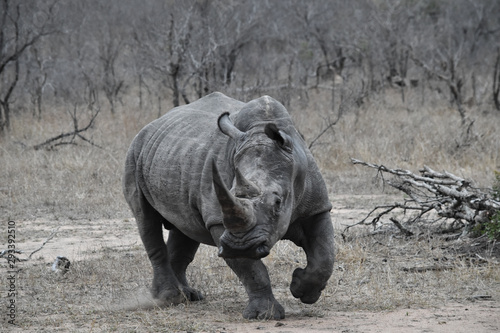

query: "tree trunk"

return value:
[0, 102, 10, 133]
[494, 47, 500, 111]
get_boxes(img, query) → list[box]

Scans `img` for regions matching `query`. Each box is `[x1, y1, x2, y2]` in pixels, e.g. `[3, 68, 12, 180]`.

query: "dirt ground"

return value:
[3, 195, 500, 332]
[218, 303, 500, 333]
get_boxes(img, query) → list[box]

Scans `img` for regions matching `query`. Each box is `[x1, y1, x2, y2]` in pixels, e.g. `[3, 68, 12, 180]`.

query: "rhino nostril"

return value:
[217, 241, 269, 259]
[256, 244, 270, 257]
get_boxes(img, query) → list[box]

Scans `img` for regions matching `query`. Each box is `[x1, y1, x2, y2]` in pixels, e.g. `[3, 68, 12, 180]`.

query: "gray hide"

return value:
[123, 92, 334, 319]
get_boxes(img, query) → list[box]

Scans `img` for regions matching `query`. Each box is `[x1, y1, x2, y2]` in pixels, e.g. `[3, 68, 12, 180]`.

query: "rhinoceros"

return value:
[123, 92, 334, 319]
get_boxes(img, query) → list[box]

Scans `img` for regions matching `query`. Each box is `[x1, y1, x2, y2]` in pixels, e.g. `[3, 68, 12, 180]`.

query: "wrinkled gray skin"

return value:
[123, 92, 334, 320]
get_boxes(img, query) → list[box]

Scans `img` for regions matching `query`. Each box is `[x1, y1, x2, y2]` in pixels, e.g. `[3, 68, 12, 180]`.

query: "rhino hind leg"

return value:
[128, 190, 196, 305]
[166, 228, 203, 301]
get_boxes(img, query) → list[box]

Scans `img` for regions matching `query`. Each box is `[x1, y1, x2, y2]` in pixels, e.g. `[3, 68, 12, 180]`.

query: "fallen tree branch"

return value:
[389, 217, 414, 237]
[27, 227, 60, 259]
[0, 227, 60, 262]
[401, 265, 453, 273]
[345, 159, 500, 236]
[33, 105, 100, 150]
[33, 86, 101, 150]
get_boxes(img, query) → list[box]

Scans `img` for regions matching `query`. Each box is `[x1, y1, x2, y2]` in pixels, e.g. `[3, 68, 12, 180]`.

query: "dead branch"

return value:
[389, 217, 414, 237]
[0, 227, 60, 262]
[33, 106, 100, 150]
[345, 158, 500, 236]
[475, 253, 500, 265]
[33, 88, 101, 150]
[27, 227, 60, 259]
[401, 265, 453, 273]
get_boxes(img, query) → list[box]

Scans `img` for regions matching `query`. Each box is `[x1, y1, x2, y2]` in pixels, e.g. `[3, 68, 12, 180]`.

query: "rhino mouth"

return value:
[218, 231, 270, 259]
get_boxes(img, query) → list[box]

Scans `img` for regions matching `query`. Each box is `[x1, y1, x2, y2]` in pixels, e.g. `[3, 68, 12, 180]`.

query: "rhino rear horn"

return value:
[218, 112, 245, 140]
[212, 160, 256, 233]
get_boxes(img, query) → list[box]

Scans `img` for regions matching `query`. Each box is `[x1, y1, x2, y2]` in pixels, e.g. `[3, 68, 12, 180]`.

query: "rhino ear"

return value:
[218, 112, 245, 140]
[264, 123, 293, 153]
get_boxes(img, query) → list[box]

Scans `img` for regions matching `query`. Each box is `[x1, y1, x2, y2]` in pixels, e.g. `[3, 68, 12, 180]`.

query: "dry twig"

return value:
[27, 227, 60, 259]
[345, 158, 500, 236]
[33, 106, 100, 150]
[33, 88, 101, 150]
[0, 227, 60, 262]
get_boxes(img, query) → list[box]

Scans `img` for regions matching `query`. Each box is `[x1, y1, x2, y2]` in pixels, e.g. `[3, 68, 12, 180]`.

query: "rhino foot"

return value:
[290, 268, 324, 304]
[152, 286, 186, 305]
[152, 283, 204, 305]
[243, 296, 285, 320]
[181, 286, 204, 302]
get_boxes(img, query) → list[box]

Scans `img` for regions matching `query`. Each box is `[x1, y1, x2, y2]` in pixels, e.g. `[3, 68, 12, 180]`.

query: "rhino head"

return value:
[212, 97, 305, 259]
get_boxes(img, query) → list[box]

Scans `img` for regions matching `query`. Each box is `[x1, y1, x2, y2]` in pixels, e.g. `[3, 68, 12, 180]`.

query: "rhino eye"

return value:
[273, 194, 282, 207]
[272, 198, 282, 216]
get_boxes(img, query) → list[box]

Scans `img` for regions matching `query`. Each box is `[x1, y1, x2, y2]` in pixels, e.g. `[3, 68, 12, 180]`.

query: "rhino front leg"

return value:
[286, 211, 335, 304]
[210, 226, 285, 320]
[225, 258, 285, 320]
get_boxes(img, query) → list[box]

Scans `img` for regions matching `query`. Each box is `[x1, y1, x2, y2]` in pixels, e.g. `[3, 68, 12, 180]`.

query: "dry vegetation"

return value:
[1, 88, 500, 331]
[303, 90, 500, 191]
[2, 88, 499, 221]
[3, 207, 500, 332]
[1, 0, 500, 331]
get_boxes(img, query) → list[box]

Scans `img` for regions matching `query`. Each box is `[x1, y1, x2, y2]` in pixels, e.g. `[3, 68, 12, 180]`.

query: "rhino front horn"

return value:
[212, 160, 256, 233]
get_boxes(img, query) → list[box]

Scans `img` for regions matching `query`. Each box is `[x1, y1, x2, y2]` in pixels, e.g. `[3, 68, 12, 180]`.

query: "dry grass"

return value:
[1, 88, 499, 220]
[7, 225, 500, 332]
[295, 88, 500, 192]
[1, 89, 500, 331]
[0, 105, 155, 220]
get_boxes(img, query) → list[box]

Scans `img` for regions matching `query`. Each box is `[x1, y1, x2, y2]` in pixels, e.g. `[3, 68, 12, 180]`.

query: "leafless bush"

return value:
[33, 88, 101, 150]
